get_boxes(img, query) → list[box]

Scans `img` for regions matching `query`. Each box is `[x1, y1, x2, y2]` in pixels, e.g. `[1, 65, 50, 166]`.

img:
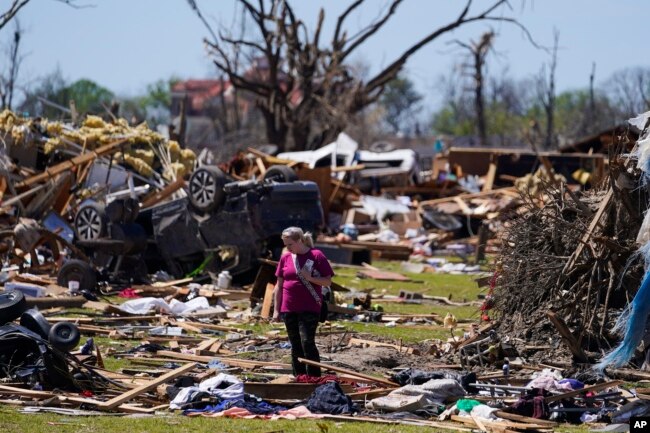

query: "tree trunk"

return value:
[474, 50, 487, 146]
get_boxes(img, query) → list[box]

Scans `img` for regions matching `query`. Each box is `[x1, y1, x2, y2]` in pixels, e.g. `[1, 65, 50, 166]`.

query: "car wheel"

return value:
[0, 290, 26, 324]
[189, 166, 226, 212]
[49, 321, 81, 351]
[263, 165, 298, 183]
[74, 202, 107, 241]
[20, 308, 52, 339]
[57, 259, 97, 292]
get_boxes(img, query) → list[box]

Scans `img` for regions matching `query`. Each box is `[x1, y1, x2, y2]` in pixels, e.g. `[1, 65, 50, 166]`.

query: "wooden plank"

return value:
[17, 139, 126, 188]
[544, 380, 622, 403]
[98, 362, 197, 409]
[260, 282, 275, 319]
[546, 310, 588, 362]
[562, 188, 613, 272]
[453, 196, 474, 215]
[493, 411, 557, 427]
[357, 269, 411, 282]
[418, 186, 517, 208]
[141, 177, 186, 209]
[348, 337, 419, 355]
[156, 350, 291, 369]
[482, 162, 497, 192]
[297, 357, 398, 387]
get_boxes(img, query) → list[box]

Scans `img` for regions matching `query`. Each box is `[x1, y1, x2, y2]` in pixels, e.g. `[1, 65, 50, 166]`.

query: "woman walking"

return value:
[273, 227, 334, 377]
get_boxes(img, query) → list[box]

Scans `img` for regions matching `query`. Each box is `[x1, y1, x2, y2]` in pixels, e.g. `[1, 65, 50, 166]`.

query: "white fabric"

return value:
[390, 378, 466, 404]
[366, 394, 427, 412]
[119, 296, 211, 315]
[170, 373, 244, 410]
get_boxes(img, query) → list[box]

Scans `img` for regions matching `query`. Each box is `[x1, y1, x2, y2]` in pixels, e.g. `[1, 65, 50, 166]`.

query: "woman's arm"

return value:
[272, 277, 283, 320]
[299, 269, 332, 287]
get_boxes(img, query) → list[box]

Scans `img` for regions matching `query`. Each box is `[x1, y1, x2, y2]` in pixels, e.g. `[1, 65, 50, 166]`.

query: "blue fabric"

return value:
[183, 395, 286, 415]
[305, 381, 356, 415]
[598, 244, 650, 369]
[558, 379, 584, 390]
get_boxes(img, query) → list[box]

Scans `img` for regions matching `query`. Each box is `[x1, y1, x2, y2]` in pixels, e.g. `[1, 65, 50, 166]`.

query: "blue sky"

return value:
[7, 0, 647, 114]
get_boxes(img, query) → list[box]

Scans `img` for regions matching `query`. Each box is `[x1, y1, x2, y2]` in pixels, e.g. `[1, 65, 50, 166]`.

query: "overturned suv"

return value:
[61, 165, 324, 289]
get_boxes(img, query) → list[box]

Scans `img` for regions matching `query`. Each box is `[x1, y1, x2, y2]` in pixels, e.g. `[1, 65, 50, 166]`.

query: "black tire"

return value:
[20, 308, 52, 339]
[57, 259, 97, 292]
[0, 290, 26, 324]
[49, 321, 81, 352]
[263, 165, 298, 183]
[74, 202, 107, 241]
[188, 166, 227, 212]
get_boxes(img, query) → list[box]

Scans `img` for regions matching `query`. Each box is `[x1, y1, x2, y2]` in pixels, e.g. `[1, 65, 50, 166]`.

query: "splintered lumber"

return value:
[544, 380, 622, 403]
[97, 362, 197, 409]
[546, 311, 588, 362]
[450, 415, 552, 431]
[260, 282, 275, 319]
[141, 177, 185, 208]
[357, 269, 411, 281]
[17, 138, 127, 188]
[155, 350, 290, 369]
[562, 187, 613, 272]
[348, 337, 419, 355]
[297, 357, 398, 387]
[493, 411, 558, 427]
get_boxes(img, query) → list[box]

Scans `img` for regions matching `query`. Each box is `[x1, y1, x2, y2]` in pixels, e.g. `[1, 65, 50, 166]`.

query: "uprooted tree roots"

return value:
[494, 156, 649, 361]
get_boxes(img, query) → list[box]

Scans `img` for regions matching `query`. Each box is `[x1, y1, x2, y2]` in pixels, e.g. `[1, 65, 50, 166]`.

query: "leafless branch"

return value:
[0, 0, 29, 32]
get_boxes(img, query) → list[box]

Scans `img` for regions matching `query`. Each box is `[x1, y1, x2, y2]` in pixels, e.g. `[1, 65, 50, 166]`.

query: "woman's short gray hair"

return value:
[281, 226, 314, 248]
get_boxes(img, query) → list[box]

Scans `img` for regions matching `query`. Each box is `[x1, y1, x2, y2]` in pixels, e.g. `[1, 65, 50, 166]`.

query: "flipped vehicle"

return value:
[59, 165, 324, 290]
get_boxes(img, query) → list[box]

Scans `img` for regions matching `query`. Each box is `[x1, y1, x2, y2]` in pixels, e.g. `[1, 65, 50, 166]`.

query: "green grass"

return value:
[0, 408, 427, 433]
[1, 259, 496, 432]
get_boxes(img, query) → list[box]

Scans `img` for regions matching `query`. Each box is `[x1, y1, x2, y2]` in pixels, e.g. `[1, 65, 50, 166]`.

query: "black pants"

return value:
[283, 312, 321, 377]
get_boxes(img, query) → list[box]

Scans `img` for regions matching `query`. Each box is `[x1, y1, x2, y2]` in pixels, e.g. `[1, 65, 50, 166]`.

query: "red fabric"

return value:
[275, 250, 334, 314]
[295, 374, 357, 386]
[118, 288, 140, 298]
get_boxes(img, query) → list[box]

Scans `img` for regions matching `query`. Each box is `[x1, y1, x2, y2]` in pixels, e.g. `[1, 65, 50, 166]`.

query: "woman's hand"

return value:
[272, 310, 281, 322]
[299, 268, 312, 281]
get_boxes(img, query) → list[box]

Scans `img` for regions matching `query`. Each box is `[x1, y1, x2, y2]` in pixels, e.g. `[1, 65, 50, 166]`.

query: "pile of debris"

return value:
[494, 138, 647, 365]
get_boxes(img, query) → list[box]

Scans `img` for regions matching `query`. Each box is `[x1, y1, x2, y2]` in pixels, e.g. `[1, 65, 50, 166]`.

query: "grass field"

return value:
[0, 260, 506, 432]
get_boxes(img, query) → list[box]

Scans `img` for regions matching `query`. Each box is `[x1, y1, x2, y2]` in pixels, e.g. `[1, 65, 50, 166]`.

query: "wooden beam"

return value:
[562, 188, 612, 272]
[297, 357, 398, 387]
[482, 162, 497, 193]
[546, 311, 588, 362]
[17, 139, 126, 188]
[98, 362, 197, 409]
[260, 282, 275, 319]
[141, 177, 186, 209]
[544, 380, 622, 403]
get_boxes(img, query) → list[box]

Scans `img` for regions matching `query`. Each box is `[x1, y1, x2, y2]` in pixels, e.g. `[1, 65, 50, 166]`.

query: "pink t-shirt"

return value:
[275, 249, 334, 314]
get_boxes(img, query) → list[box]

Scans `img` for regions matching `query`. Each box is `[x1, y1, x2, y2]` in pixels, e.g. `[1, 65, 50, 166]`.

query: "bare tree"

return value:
[189, 0, 534, 152]
[536, 29, 559, 149]
[0, 1, 29, 33]
[0, 20, 23, 110]
[606, 66, 650, 117]
[452, 31, 495, 146]
[2, 0, 91, 33]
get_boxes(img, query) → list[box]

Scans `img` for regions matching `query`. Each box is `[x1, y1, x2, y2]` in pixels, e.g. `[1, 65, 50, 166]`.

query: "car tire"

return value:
[263, 165, 298, 183]
[0, 290, 26, 324]
[49, 321, 81, 351]
[188, 166, 227, 212]
[74, 202, 107, 241]
[57, 259, 97, 292]
[20, 308, 52, 339]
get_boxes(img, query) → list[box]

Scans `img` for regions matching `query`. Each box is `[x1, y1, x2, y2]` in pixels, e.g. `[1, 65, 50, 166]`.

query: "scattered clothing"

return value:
[306, 381, 356, 415]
